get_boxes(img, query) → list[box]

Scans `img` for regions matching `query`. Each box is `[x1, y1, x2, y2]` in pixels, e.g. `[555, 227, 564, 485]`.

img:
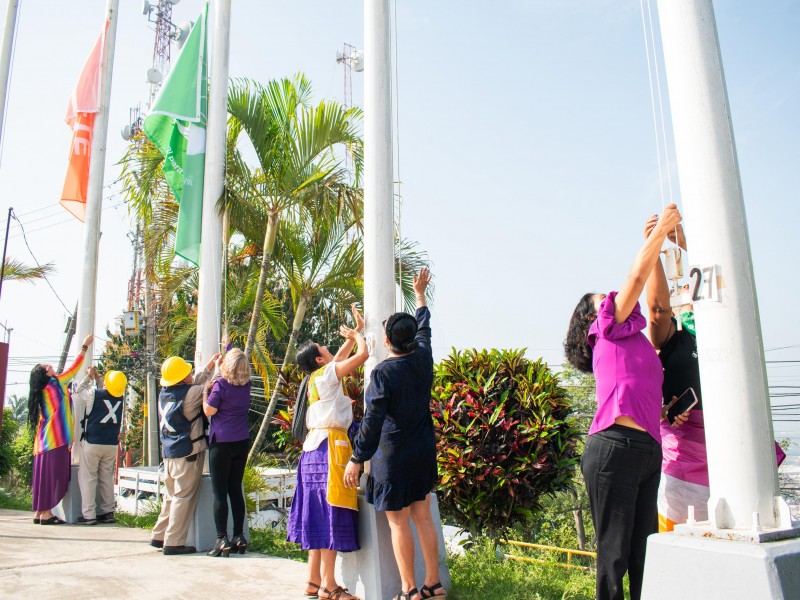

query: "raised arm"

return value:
[58, 333, 93, 383]
[350, 370, 389, 463]
[615, 204, 681, 324]
[334, 307, 369, 380]
[644, 216, 675, 349]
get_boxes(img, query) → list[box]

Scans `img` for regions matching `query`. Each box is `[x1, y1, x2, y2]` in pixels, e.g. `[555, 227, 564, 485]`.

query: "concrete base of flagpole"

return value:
[336, 491, 451, 600]
[641, 530, 800, 599]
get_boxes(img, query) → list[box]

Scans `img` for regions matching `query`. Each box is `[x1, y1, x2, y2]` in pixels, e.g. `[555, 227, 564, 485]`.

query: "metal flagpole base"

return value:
[336, 491, 451, 600]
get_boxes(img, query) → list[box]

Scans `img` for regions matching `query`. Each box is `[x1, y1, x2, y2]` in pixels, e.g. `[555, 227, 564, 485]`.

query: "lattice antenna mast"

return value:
[336, 43, 363, 170]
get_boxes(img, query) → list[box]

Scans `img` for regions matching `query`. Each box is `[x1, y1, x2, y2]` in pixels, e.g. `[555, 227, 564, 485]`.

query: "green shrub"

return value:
[432, 349, 581, 539]
[10, 421, 34, 488]
[0, 409, 20, 479]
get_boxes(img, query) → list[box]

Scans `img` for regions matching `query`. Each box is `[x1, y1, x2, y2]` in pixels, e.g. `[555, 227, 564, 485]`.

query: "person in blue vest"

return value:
[150, 354, 220, 555]
[74, 367, 127, 525]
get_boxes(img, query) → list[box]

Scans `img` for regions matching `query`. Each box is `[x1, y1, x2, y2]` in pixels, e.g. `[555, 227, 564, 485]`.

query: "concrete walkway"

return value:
[0, 509, 308, 599]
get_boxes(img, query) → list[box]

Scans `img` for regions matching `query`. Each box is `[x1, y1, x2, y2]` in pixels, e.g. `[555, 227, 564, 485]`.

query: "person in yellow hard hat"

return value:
[73, 366, 127, 525]
[150, 353, 220, 555]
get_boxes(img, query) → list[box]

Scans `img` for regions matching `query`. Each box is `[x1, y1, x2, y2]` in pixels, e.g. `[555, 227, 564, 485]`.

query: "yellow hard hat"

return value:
[160, 356, 193, 387]
[104, 371, 127, 398]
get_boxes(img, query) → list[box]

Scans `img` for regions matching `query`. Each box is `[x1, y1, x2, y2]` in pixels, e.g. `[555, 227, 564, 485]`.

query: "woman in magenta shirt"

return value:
[564, 204, 682, 600]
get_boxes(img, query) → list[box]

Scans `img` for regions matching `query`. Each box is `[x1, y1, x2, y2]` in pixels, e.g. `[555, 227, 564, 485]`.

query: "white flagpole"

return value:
[0, 0, 19, 148]
[75, 0, 119, 378]
[195, 0, 230, 369]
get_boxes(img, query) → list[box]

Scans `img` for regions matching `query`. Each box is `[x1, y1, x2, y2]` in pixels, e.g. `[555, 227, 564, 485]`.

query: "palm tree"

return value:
[6, 394, 28, 424]
[225, 75, 363, 366]
[248, 214, 362, 462]
[2, 258, 54, 283]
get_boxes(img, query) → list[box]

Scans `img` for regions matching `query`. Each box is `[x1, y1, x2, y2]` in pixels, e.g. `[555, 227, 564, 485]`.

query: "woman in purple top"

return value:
[564, 203, 682, 600]
[203, 348, 252, 557]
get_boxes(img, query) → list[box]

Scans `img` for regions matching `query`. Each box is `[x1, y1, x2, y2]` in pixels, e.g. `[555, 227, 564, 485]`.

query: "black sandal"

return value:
[393, 589, 418, 600]
[40, 516, 66, 525]
[420, 583, 447, 599]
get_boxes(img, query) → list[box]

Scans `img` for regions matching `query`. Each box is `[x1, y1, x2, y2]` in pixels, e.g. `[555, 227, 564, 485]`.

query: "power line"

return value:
[10, 208, 72, 314]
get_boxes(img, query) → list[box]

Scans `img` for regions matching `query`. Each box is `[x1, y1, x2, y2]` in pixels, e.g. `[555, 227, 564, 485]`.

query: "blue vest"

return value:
[159, 385, 204, 459]
[82, 389, 123, 445]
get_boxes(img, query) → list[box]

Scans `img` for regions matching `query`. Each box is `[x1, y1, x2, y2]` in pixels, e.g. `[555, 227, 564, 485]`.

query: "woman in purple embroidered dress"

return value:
[564, 203, 682, 600]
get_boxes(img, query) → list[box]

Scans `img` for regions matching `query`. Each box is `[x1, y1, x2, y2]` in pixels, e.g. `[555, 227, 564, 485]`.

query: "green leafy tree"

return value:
[432, 349, 581, 540]
[225, 75, 363, 365]
[248, 215, 362, 462]
[6, 394, 28, 424]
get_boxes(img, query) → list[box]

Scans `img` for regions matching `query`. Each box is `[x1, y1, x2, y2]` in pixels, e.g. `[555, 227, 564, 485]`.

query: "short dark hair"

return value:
[384, 312, 419, 354]
[564, 293, 597, 374]
[296, 341, 322, 373]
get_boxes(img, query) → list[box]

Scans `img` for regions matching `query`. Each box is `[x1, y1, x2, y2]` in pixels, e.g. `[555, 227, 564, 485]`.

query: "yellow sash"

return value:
[326, 428, 358, 511]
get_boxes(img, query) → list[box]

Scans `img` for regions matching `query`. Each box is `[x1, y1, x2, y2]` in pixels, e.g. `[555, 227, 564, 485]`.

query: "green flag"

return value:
[143, 3, 208, 265]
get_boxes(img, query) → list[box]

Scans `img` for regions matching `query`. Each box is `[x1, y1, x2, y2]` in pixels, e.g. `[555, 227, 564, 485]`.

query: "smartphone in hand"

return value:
[665, 387, 699, 425]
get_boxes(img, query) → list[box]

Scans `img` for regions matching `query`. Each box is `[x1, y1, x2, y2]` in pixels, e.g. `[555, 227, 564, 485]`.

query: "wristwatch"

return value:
[349, 456, 363, 464]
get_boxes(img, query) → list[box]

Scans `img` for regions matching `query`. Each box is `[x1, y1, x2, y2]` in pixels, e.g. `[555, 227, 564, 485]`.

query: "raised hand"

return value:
[351, 303, 364, 333]
[82, 333, 94, 348]
[655, 203, 682, 236]
[413, 267, 432, 297]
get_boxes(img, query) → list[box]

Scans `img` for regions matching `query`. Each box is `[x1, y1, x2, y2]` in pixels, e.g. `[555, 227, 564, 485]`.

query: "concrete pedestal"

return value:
[336, 493, 451, 600]
[56, 465, 247, 553]
[52, 465, 103, 523]
[641, 532, 800, 600]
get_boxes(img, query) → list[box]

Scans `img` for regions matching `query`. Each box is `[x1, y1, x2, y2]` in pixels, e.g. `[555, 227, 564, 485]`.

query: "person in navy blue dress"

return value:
[344, 267, 446, 600]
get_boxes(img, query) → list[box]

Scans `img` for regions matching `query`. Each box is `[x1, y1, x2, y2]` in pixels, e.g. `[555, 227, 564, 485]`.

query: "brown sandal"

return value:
[320, 586, 360, 600]
[305, 581, 321, 598]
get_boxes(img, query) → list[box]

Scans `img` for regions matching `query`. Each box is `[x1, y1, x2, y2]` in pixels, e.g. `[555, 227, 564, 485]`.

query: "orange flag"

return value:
[60, 21, 108, 222]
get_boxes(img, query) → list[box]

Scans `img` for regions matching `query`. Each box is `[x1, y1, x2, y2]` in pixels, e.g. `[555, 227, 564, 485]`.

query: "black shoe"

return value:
[230, 534, 248, 554]
[76, 517, 97, 526]
[97, 512, 116, 524]
[163, 545, 196, 555]
[149, 539, 164, 549]
[206, 537, 231, 557]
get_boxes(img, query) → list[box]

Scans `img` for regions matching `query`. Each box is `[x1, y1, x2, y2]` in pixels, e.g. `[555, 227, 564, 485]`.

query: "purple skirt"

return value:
[287, 441, 359, 552]
[32, 445, 71, 511]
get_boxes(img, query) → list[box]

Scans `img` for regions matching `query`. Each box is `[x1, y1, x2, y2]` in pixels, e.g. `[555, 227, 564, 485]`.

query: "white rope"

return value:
[392, 0, 403, 312]
[639, 0, 669, 210]
[644, 0, 676, 206]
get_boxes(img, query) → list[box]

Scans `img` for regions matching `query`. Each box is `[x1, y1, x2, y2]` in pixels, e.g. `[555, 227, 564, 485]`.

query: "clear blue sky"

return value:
[0, 0, 798, 438]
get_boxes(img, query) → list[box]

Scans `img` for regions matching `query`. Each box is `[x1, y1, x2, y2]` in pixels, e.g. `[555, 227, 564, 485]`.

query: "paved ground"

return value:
[0, 509, 309, 599]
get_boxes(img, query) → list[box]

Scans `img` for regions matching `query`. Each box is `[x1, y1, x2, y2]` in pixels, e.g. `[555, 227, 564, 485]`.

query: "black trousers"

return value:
[208, 439, 249, 539]
[582, 425, 662, 600]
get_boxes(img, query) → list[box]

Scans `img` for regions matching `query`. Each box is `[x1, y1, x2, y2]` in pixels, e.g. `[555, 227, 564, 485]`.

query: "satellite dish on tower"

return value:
[176, 21, 193, 49]
[352, 50, 364, 72]
[141, 1, 151, 16]
[121, 124, 134, 141]
[147, 68, 162, 84]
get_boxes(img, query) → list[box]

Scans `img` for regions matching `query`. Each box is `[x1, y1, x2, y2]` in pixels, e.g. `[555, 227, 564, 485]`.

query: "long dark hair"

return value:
[28, 365, 50, 428]
[295, 341, 322, 374]
[564, 293, 597, 374]
[384, 312, 419, 354]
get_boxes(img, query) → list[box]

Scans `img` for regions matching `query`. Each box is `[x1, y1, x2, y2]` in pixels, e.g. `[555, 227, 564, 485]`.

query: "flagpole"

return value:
[195, 0, 230, 369]
[75, 0, 119, 384]
[0, 0, 19, 149]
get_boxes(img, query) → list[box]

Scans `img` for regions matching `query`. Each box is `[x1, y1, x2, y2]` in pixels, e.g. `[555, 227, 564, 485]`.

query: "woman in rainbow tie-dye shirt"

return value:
[27, 333, 94, 524]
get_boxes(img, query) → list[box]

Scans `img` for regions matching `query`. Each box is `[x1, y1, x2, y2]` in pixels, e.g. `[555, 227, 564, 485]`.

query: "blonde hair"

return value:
[220, 348, 251, 386]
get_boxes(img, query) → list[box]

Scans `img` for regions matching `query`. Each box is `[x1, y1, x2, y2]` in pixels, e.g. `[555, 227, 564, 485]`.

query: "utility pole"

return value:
[642, 1, 800, 598]
[0, 207, 11, 302]
[57, 304, 78, 373]
[195, 0, 230, 369]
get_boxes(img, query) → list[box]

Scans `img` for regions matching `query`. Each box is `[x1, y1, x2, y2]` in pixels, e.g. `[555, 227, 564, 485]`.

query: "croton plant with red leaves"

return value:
[431, 349, 581, 539]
